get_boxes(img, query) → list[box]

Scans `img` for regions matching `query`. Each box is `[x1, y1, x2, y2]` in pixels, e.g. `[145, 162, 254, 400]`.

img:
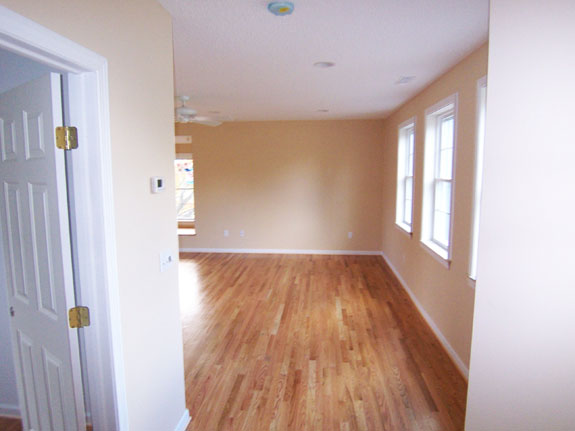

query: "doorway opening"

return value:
[0, 5, 126, 430]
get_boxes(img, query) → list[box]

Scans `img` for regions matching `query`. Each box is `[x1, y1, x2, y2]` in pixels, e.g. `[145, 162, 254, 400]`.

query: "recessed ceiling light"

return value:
[317, 109, 329, 113]
[396, 76, 416, 85]
[268, 2, 294, 16]
[314, 61, 335, 69]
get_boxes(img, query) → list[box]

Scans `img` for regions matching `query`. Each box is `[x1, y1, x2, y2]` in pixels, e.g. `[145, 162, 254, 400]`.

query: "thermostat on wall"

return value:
[151, 177, 165, 193]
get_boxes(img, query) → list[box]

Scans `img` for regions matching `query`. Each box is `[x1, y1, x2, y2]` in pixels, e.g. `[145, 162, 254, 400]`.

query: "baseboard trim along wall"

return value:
[0, 403, 20, 418]
[379, 252, 469, 379]
[179, 248, 381, 256]
[174, 409, 191, 431]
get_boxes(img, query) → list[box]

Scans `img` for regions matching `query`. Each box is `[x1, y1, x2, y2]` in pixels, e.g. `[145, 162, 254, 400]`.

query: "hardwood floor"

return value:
[0, 417, 94, 430]
[180, 253, 467, 431]
[0, 417, 22, 431]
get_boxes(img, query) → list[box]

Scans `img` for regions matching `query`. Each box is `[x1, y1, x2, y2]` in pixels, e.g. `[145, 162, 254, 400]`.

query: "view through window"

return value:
[175, 155, 195, 234]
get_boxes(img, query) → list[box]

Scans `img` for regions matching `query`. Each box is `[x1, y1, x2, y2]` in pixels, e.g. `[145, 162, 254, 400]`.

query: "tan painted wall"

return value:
[0, 1, 186, 430]
[176, 120, 384, 252]
[380, 44, 488, 370]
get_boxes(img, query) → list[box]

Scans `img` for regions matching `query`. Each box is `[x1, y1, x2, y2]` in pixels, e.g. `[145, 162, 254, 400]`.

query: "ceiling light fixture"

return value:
[314, 61, 335, 68]
[396, 76, 416, 85]
[268, 2, 295, 16]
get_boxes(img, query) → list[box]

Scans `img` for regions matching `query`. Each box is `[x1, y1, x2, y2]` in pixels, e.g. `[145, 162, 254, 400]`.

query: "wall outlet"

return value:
[159, 249, 174, 272]
[239, 229, 245, 238]
[224, 229, 229, 237]
[348, 232, 353, 239]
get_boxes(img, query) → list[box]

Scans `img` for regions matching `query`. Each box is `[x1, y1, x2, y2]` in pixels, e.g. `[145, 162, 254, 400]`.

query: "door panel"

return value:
[0, 73, 85, 431]
[1, 117, 17, 161]
[3, 182, 28, 302]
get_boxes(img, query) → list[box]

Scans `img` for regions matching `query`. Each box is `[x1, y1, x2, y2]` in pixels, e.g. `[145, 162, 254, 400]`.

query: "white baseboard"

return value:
[174, 409, 191, 431]
[0, 403, 20, 418]
[179, 248, 381, 256]
[379, 252, 469, 379]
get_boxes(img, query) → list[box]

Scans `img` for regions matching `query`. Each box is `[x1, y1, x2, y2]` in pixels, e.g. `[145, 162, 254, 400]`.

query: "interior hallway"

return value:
[180, 253, 467, 431]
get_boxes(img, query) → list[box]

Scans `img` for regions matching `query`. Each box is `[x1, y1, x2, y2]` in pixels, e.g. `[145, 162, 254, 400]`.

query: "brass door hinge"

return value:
[69, 306, 90, 328]
[55, 126, 78, 150]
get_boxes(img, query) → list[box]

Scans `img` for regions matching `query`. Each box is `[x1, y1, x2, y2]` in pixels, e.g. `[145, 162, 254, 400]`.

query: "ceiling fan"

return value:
[175, 95, 223, 127]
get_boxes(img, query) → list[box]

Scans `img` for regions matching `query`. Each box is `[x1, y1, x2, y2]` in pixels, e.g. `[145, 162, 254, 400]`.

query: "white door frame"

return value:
[0, 6, 127, 430]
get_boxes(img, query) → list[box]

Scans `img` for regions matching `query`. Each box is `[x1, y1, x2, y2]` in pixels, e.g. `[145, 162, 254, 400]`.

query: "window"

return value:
[421, 94, 458, 262]
[175, 154, 196, 234]
[469, 77, 487, 281]
[396, 118, 416, 233]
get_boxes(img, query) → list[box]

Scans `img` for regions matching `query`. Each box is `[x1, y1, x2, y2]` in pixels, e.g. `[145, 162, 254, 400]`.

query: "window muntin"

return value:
[396, 119, 416, 233]
[469, 77, 487, 281]
[421, 94, 458, 262]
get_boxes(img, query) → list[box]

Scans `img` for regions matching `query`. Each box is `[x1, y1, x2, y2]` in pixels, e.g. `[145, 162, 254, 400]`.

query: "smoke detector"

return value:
[268, 2, 294, 16]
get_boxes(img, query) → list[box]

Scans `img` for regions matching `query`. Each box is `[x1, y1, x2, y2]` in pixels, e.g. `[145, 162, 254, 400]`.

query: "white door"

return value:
[0, 73, 86, 430]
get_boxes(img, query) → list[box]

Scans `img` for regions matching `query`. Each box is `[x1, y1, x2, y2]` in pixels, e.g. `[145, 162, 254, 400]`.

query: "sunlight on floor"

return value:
[178, 260, 202, 317]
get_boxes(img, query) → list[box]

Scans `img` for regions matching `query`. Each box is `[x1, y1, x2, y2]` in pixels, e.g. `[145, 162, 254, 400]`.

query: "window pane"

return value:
[175, 158, 195, 222]
[405, 177, 413, 201]
[404, 198, 412, 225]
[439, 147, 453, 179]
[176, 189, 195, 221]
[433, 210, 450, 248]
[434, 181, 452, 214]
[407, 151, 414, 176]
[408, 129, 415, 174]
[440, 116, 454, 150]
[175, 159, 194, 189]
[404, 176, 413, 225]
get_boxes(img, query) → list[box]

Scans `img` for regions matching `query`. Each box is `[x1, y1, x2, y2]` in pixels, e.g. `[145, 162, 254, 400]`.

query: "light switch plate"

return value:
[159, 249, 174, 272]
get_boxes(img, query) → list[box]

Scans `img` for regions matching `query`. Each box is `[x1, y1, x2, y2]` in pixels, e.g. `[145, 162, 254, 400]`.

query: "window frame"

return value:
[469, 76, 488, 283]
[175, 153, 196, 231]
[395, 118, 416, 234]
[421, 94, 458, 265]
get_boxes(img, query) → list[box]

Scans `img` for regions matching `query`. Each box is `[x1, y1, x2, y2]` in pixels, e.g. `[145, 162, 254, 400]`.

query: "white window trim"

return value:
[176, 152, 193, 159]
[421, 93, 458, 265]
[395, 117, 416, 235]
[469, 76, 487, 283]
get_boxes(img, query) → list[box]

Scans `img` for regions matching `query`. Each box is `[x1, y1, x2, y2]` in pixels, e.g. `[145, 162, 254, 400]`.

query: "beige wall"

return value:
[380, 44, 488, 371]
[176, 120, 384, 252]
[466, 1, 575, 429]
[0, 1, 186, 430]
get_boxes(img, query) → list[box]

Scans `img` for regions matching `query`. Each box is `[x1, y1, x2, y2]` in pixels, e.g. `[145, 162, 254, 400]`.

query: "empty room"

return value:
[1, 1, 574, 431]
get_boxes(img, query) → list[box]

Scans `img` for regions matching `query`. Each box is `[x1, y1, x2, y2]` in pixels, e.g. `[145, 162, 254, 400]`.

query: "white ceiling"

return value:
[159, 0, 489, 121]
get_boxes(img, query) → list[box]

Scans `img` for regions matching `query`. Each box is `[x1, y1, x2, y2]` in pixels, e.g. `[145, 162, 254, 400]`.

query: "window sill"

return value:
[178, 228, 196, 236]
[394, 222, 413, 238]
[420, 240, 451, 269]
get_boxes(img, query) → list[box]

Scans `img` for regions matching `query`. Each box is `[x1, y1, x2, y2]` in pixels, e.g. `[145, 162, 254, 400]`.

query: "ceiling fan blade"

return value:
[176, 106, 197, 116]
[190, 118, 222, 127]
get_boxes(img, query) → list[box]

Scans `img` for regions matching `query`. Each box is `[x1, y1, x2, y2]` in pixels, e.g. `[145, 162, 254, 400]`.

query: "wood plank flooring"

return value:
[180, 253, 467, 431]
[0, 417, 22, 431]
[0, 417, 93, 430]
